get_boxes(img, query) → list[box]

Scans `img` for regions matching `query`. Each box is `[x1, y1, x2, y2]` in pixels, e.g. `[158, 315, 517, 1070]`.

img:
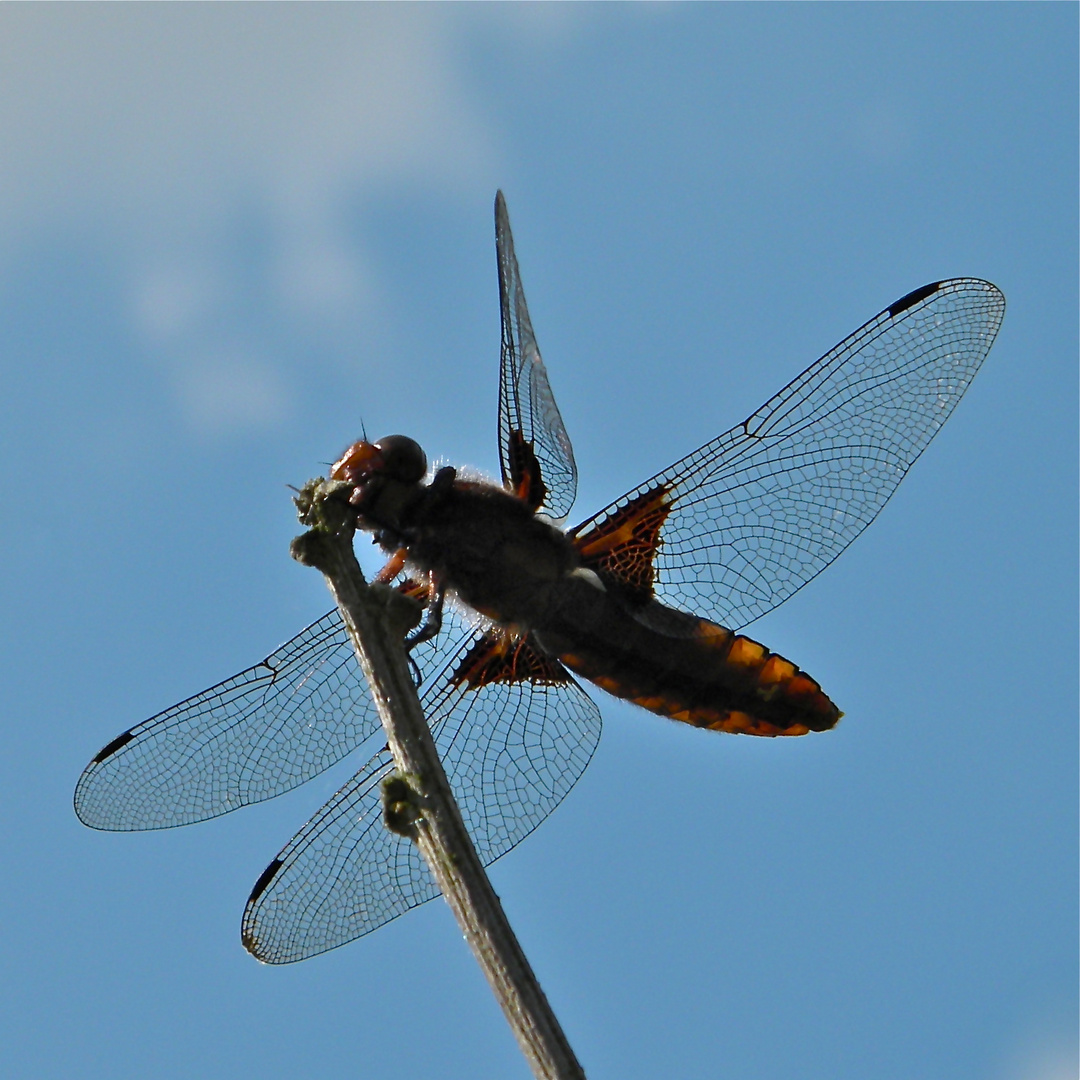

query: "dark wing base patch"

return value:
[506, 429, 549, 512]
[453, 630, 573, 689]
[572, 484, 673, 601]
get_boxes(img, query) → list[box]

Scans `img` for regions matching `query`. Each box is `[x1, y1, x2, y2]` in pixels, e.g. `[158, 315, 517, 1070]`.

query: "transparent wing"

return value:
[242, 607, 602, 964]
[496, 190, 578, 520]
[571, 279, 1005, 630]
[75, 608, 455, 831]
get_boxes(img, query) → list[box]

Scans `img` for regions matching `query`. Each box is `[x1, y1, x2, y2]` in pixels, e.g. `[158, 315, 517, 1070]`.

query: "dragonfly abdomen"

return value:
[537, 589, 840, 737]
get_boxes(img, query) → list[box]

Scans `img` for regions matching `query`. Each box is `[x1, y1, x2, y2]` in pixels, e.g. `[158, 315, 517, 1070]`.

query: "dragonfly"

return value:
[75, 193, 1005, 965]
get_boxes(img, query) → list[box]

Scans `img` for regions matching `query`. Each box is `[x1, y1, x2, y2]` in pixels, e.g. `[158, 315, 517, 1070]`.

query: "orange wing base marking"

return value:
[573, 485, 673, 599]
[452, 630, 572, 690]
[507, 429, 548, 512]
[566, 484, 840, 736]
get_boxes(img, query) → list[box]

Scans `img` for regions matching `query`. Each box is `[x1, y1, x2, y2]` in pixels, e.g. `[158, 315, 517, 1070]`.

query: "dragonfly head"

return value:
[331, 435, 428, 487]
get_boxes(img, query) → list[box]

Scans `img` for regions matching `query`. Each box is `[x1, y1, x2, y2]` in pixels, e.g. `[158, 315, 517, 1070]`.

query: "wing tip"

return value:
[888, 281, 942, 318]
[91, 729, 136, 764]
[246, 857, 285, 907]
[888, 278, 1006, 320]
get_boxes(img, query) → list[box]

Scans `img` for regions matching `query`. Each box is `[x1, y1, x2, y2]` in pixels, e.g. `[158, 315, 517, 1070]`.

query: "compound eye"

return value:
[375, 435, 427, 484]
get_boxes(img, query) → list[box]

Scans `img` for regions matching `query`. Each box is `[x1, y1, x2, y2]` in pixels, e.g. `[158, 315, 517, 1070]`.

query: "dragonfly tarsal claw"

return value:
[404, 583, 446, 651]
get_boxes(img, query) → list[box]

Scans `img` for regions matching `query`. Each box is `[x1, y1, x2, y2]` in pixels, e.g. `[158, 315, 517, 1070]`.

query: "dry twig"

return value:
[291, 478, 586, 1080]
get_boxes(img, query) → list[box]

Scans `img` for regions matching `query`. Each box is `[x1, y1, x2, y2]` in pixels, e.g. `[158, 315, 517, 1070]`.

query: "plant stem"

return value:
[291, 479, 586, 1080]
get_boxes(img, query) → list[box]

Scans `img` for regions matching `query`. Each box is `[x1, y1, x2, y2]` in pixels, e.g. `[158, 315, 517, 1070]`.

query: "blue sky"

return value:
[0, 5, 1075, 1079]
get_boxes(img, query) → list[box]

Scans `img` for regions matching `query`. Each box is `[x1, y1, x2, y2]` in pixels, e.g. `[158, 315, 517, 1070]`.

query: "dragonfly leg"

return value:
[406, 580, 446, 650]
[406, 651, 423, 688]
[375, 548, 408, 583]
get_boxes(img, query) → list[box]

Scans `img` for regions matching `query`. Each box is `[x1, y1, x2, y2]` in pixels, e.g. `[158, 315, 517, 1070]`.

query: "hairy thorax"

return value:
[367, 475, 582, 630]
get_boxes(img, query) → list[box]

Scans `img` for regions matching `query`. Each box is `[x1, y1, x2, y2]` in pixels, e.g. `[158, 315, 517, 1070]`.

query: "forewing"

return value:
[572, 279, 1005, 630]
[74, 605, 453, 831]
[242, 618, 601, 964]
[496, 191, 578, 520]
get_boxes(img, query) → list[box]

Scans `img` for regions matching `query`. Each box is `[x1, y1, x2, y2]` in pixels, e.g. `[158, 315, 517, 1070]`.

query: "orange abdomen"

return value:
[548, 606, 840, 737]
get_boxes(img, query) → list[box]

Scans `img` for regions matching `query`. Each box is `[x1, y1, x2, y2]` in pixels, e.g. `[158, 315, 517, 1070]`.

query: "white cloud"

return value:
[175, 347, 290, 436]
[0, 6, 539, 432]
[1015, 1047, 1078, 1080]
[134, 262, 223, 342]
[1001, 1031, 1079, 1080]
[0, 6, 494, 237]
